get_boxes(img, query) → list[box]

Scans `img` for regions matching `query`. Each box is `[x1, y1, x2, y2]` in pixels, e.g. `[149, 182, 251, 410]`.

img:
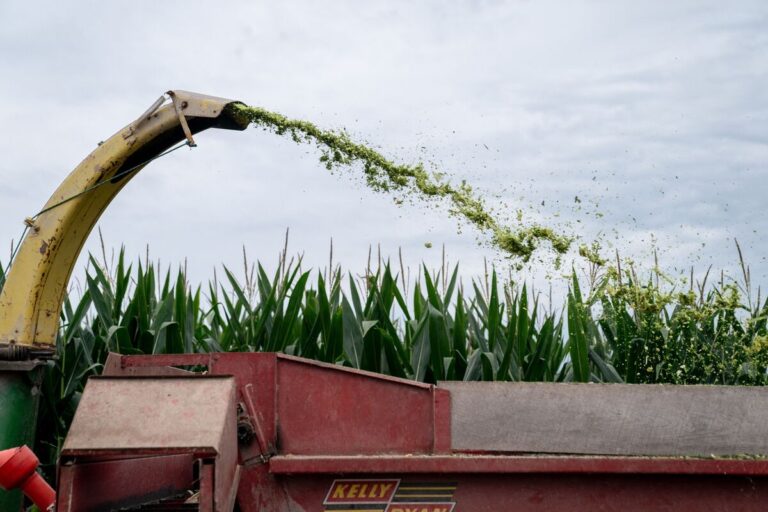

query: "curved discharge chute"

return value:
[0, 91, 248, 354]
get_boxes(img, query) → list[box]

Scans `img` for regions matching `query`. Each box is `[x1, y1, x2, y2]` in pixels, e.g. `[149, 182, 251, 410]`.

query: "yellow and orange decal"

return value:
[324, 479, 400, 505]
[323, 479, 457, 511]
[386, 504, 455, 512]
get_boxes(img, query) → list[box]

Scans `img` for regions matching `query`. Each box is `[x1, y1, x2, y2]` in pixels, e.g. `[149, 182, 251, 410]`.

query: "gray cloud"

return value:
[1, 0, 766, 291]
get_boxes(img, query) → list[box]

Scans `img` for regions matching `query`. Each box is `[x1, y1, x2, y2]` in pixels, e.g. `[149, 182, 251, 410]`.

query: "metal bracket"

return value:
[123, 94, 165, 140]
[167, 90, 197, 147]
[240, 383, 273, 466]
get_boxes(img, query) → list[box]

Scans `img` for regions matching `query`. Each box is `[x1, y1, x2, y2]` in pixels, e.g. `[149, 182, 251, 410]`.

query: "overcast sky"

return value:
[1, 1, 766, 293]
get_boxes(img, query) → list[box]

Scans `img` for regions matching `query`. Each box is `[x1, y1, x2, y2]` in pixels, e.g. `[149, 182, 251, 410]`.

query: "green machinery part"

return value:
[0, 362, 44, 511]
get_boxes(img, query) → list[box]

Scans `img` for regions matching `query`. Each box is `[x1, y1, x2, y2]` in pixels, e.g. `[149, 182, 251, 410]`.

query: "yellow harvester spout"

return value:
[0, 91, 248, 355]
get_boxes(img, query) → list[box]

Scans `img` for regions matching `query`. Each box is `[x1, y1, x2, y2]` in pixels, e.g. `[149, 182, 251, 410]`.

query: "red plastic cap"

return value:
[0, 446, 36, 489]
[0, 445, 55, 511]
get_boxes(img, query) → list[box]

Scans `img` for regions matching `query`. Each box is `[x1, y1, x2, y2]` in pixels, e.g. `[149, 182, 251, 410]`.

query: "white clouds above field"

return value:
[0, 0, 766, 289]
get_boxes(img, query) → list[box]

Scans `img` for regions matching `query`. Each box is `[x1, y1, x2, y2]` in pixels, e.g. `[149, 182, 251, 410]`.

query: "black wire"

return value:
[0, 140, 192, 287]
[34, 140, 191, 218]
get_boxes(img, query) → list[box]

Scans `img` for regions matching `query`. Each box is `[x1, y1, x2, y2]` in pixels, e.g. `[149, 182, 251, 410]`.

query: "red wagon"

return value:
[54, 352, 768, 511]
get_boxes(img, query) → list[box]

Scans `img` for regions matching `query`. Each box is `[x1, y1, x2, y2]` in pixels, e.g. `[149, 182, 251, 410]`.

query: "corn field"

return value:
[2, 244, 768, 476]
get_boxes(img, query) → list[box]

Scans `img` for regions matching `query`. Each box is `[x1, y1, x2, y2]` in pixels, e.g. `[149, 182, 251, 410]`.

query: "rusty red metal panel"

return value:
[275, 473, 768, 512]
[55, 461, 75, 512]
[236, 463, 297, 512]
[56, 454, 194, 512]
[277, 354, 433, 390]
[268, 454, 768, 475]
[199, 462, 215, 512]
[447, 474, 768, 512]
[215, 353, 278, 462]
[243, 383, 271, 457]
[214, 403, 240, 511]
[121, 353, 222, 370]
[433, 388, 451, 454]
[276, 355, 435, 455]
[103, 352, 192, 376]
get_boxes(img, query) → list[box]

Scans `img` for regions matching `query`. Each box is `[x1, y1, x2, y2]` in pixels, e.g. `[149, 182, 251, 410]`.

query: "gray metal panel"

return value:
[62, 376, 236, 454]
[440, 382, 768, 456]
